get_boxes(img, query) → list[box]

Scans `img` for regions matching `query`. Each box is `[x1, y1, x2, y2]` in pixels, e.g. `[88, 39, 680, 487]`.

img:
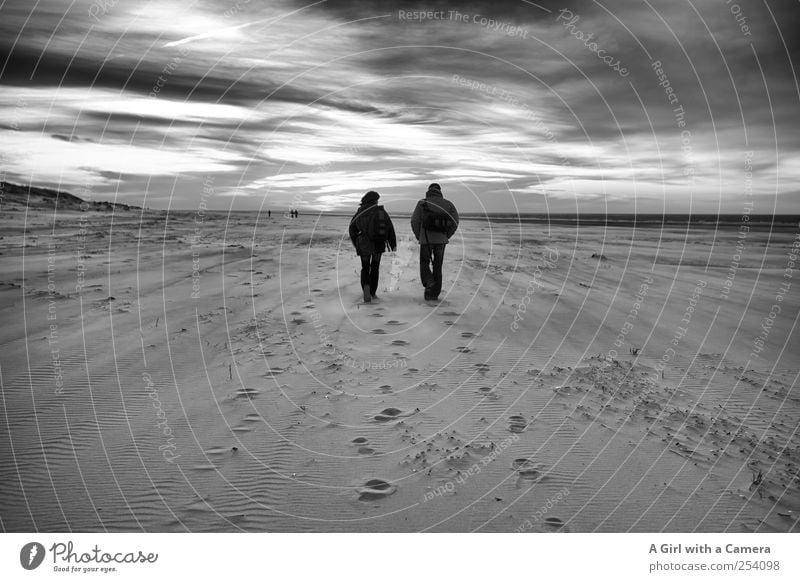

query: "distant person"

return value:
[349, 191, 397, 303]
[268, 209, 271, 218]
[411, 183, 459, 301]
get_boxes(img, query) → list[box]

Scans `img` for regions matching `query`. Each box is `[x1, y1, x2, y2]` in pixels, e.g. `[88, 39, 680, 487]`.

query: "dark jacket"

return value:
[411, 190, 459, 245]
[349, 203, 397, 256]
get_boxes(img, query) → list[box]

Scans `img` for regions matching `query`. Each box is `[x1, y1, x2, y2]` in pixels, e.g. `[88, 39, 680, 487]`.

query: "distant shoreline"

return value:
[4, 181, 797, 229]
[150, 210, 797, 229]
[299, 212, 800, 229]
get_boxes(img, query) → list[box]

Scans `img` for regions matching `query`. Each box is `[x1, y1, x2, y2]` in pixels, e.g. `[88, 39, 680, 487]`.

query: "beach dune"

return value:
[1, 200, 798, 532]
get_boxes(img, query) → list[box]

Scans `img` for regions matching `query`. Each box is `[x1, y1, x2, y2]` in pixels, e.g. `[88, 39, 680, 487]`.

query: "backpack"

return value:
[364, 205, 389, 244]
[422, 201, 451, 233]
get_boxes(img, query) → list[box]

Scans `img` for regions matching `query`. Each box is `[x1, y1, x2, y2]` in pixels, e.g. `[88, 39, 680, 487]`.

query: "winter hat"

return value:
[361, 190, 380, 205]
[426, 183, 442, 196]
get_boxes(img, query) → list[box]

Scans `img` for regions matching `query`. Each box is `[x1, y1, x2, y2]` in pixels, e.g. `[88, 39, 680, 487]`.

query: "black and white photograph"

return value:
[0, 0, 798, 577]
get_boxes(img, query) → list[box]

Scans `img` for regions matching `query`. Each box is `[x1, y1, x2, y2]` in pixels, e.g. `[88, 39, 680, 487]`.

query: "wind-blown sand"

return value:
[1, 205, 798, 532]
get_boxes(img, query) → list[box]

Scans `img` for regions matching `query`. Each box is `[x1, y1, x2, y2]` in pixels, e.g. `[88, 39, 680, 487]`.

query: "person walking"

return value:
[410, 183, 459, 301]
[349, 191, 397, 303]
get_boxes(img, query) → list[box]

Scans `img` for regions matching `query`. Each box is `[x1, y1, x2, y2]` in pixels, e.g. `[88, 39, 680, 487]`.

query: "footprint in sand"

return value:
[543, 516, 564, 529]
[509, 415, 528, 433]
[372, 329, 387, 334]
[511, 458, 543, 480]
[378, 385, 393, 394]
[385, 320, 406, 326]
[461, 332, 477, 338]
[369, 313, 384, 318]
[442, 320, 455, 326]
[265, 367, 285, 378]
[234, 387, 260, 399]
[455, 346, 473, 353]
[374, 407, 404, 422]
[357, 479, 397, 500]
[478, 386, 499, 399]
[391, 339, 409, 346]
[350, 436, 376, 455]
[475, 363, 490, 372]
[441, 311, 461, 317]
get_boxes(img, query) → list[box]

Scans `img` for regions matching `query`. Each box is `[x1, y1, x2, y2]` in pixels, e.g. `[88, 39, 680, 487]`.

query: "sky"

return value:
[1, 0, 798, 213]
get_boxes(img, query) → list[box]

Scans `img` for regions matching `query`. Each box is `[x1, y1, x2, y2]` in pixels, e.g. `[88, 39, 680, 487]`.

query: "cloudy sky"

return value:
[1, 0, 798, 212]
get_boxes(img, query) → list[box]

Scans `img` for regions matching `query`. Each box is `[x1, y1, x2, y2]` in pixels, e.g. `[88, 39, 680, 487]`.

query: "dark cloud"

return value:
[1, 44, 291, 106]
[0, 43, 405, 125]
[294, 0, 572, 22]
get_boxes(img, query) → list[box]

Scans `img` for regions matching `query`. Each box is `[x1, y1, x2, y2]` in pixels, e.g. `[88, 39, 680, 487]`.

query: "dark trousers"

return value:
[360, 252, 382, 295]
[420, 244, 445, 299]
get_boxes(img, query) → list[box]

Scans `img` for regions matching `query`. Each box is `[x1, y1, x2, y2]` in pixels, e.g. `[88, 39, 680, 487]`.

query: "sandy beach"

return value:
[1, 201, 798, 533]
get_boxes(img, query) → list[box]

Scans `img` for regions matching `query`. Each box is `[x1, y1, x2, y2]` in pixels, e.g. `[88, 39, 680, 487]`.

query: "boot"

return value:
[363, 284, 371, 303]
[424, 279, 436, 300]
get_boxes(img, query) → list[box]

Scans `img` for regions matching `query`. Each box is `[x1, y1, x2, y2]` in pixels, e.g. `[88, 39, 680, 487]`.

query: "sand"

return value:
[1, 204, 798, 532]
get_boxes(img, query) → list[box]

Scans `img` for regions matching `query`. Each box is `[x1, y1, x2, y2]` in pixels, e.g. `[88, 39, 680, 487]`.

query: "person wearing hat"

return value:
[410, 183, 459, 301]
[348, 190, 397, 303]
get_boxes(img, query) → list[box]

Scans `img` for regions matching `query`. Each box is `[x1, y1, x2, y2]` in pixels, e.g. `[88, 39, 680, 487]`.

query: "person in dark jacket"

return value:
[349, 191, 397, 303]
[410, 183, 459, 301]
